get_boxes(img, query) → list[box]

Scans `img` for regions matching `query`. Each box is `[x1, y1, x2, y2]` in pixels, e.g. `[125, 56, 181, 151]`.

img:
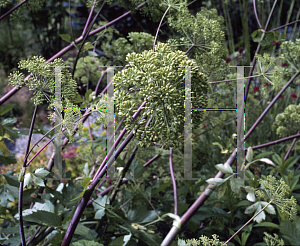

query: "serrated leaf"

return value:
[5, 184, 19, 198]
[15, 209, 62, 227]
[259, 158, 275, 167]
[34, 168, 50, 178]
[246, 147, 253, 162]
[230, 178, 244, 194]
[31, 174, 45, 187]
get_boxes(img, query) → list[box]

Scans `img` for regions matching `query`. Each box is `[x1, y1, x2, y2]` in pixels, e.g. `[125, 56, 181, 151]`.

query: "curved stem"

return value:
[169, 148, 177, 215]
[253, 0, 265, 32]
[153, 6, 170, 52]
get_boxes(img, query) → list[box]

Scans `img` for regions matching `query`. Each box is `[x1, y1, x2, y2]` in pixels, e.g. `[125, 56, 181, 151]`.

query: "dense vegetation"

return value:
[0, 0, 300, 245]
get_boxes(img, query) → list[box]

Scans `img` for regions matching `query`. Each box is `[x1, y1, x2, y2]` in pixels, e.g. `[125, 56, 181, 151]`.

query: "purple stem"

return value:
[253, 0, 265, 32]
[82, 3, 95, 36]
[0, 1, 147, 106]
[143, 154, 161, 167]
[19, 106, 38, 246]
[268, 19, 300, 33]
[63, 111, 149, 245]
[161, 71, 300, 246]
[153, 6, 170, 52]
[169, 148, 177, 215]
[0, 0, 28, 21]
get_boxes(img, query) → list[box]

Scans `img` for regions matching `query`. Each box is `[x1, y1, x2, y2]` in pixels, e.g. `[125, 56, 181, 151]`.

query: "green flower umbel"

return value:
[114, 43, 208, 149]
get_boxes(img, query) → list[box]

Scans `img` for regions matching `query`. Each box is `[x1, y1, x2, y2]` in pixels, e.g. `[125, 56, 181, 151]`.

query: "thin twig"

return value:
[19, 106, 38, 246]
[169, 148, 177, 215]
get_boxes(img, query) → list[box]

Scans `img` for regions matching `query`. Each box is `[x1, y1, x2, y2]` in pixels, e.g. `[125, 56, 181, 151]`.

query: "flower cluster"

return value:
[114, 42, 208, 149]
[272, 104, 300, 136]
[185, 234, 227, 245]
[255, 175, 297, 221]
[8, 56, 84, 144]
[166, 7, 228, 82]
[263, 232, 284, 246]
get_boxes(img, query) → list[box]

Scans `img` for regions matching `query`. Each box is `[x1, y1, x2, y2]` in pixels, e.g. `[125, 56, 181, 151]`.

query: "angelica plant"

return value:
[114, 42, 208, 149]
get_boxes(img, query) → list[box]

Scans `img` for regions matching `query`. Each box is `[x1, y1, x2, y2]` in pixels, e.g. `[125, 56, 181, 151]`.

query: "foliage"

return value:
[0, 0, 300, 246]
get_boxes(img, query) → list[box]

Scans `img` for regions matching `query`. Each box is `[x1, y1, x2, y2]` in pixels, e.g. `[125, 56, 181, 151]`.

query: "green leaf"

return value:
[280, 216, 300, 245]
[5, 184, 18, 198]
[81, 177, 91, 189]
[72, 240, 104, 246]
[215, 163, 233, 174]
[1, 118, 17, 126]
[129, 156, 144, 179]
[246, 147, 253, 163]
[15, 209, 62, 227]
[63, 222, 95, 240]
[3, 171, 20, 187]
[24, 173, 31, 188]
[88, 51, 98, 57]
[230, 178, 244, 194]
[0, 154, 17, 165]
[85, 89, 93, 102]
[108, 236, 124, 246]
[258, 158, 275, 167]
[217, 181, 227, 199]
[59, 34, 71, 43]
[0, 141, 11, 156]
[253, 222, 280, 229]
[93, 195, 109, 220]
[228, 227, 242, 245]
[254, 152, 273, 160]
[34, 168, 50, 178]
[0, 104, 14, 116]
[178, 238, 190, 246]
[31, 173, 45, 187]
[272, 154, 282, 166]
